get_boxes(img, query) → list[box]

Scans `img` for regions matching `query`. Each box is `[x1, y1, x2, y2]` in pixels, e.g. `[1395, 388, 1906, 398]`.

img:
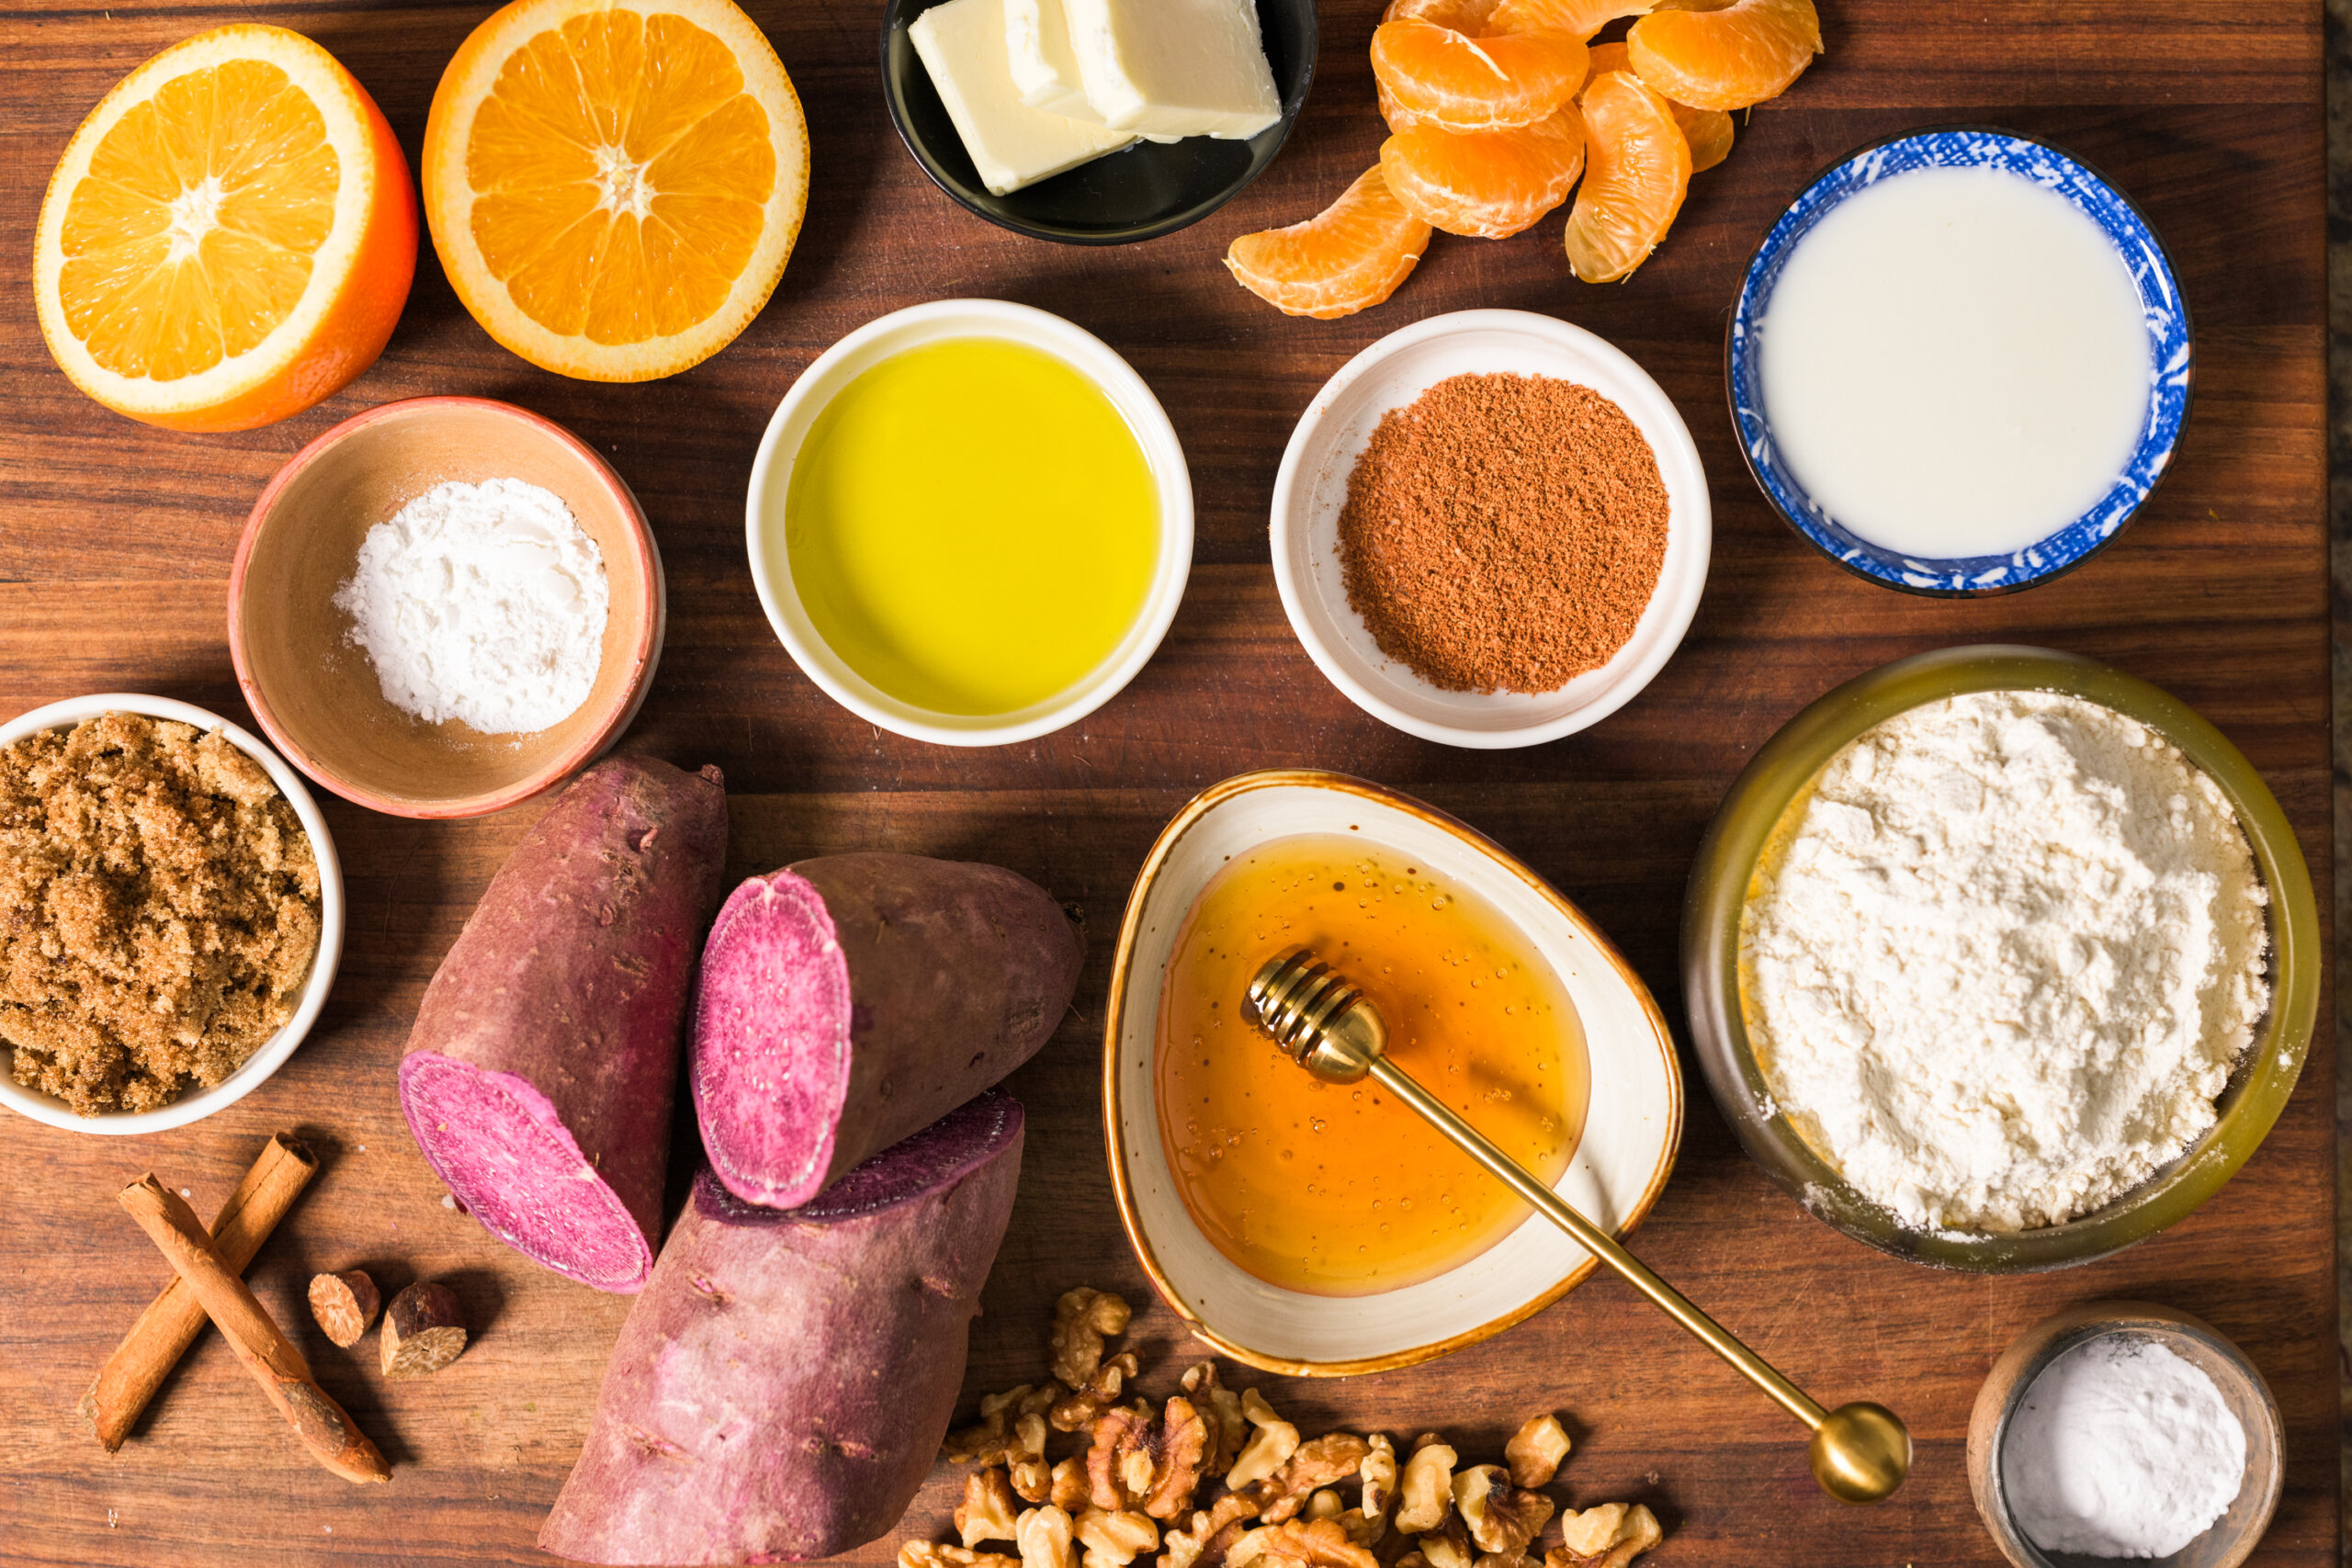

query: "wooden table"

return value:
[0, 2, 2330, 1563]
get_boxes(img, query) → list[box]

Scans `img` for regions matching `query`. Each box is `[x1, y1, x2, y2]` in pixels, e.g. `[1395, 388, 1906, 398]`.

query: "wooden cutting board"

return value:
[0, 1, 2329, 1563]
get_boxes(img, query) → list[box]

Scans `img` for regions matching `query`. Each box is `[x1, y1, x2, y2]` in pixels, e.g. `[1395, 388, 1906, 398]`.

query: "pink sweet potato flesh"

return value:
[690, 852, 1080, 1209]
[398, 756, 728, 1293]
[537, 1091, 1027, 1564]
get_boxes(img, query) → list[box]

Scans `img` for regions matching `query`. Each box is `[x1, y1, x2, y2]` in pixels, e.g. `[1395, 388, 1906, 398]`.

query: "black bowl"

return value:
[879, 0, 1317, 245]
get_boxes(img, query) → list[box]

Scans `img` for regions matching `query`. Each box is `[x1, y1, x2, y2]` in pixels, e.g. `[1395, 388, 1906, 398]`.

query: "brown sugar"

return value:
[0, 713, 322, 1115]
[1335, 372, 1670, 694]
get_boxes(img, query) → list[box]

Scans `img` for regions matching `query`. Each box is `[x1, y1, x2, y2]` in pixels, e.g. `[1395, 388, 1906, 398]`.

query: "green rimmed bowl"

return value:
[1681, 645, 2320, 1271]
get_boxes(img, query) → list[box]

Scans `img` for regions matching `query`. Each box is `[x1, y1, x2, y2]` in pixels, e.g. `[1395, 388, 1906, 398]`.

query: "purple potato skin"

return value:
[538, 1093, 1027, 1564]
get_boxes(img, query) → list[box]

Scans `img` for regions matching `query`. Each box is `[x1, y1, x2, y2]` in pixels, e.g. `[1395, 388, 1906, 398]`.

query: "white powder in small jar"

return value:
[1740, 689, 2271, 1233]
[334, 478, 609, 735]
[2001, 1334, 2246, 1557]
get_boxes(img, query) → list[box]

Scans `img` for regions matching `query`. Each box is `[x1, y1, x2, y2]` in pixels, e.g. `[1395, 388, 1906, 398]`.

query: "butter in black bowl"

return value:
[879, 0, 1316, 245]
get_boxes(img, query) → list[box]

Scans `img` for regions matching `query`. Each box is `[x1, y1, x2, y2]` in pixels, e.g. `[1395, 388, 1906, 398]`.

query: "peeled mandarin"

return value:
[423, 0, 809, 381]
[1370, 18, 1590, 133]
[32, 24, 416, 431]
[1381, 104, 1587, 239]
[1563, 70, 1690, 282]
[1625, 0, 1821, 110]
[1585, 40, 1733, 170]
[1226, 166, 1433, 320]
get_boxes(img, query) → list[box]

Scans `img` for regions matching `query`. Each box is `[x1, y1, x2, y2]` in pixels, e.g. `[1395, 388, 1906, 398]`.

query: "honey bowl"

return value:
[1104, 769, 1682, 1375]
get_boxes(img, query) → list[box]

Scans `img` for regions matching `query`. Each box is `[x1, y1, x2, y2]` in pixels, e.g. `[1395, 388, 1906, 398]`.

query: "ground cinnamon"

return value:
[1336, 373, 1670, 694]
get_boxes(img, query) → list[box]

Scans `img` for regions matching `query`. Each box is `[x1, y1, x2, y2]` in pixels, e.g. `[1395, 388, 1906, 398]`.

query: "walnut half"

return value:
[1075, 1507, 1160, 1568]
[1503, 1416, 1570, 1490]
[958, 1470, 1023, 1548]
[1228, 1518, 1379, 1568]
[1392, 1438, 1457, 1535]
[1451, 1465, 1554, 1555]
[1545, 1505, 1662, 1568]
[1053, 1290, 1134, 1388]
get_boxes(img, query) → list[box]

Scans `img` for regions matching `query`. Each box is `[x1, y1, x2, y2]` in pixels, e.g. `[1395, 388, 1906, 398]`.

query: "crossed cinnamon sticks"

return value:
[85, 1134, 390, 1484]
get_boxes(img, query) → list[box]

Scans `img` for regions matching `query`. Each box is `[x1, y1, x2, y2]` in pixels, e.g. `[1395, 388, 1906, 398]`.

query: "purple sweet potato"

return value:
[398, 756, 727, 1293]
[537, 1091, 1027, 1565]
[690, 852, 1080, 1209]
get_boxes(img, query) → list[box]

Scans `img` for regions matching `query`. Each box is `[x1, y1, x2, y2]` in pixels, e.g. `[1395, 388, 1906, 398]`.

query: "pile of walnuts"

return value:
[902, 1289, 1663, 1568]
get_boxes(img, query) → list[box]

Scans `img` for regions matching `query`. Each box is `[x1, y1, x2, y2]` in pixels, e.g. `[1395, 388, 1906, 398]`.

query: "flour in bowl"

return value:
[1739, 689, 2270, 1234]
[334, 477, 609, 735]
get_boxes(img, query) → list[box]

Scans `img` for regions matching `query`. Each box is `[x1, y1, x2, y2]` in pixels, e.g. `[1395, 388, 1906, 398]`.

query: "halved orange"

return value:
[1625, 0, 1821, 110]
[33, 25, 416, 432]
[1370, 19, 1589, 133]
[1586, 40, 1733, 170]
[424, 0, 809, 382]
[1227, 167, 1433, 320]
[1563, 70, 1690, 282]
[1381, 105, 1586, 239]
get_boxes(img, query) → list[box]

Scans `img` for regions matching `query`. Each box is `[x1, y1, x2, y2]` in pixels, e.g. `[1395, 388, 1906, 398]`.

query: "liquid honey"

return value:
[1155, 834, 1589, 1297]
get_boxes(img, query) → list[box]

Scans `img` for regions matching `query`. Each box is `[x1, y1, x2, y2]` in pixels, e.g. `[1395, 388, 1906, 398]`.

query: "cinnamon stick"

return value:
[81, 1132, 317, 1451]
[117, 1175, 390, 1484]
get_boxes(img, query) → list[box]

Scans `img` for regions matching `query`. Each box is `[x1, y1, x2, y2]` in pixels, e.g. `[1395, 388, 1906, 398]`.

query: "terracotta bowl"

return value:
[1967, 1301, 2282, 1568]
[1103, 769, 1683, 1376]
[230, 397, 665, 818]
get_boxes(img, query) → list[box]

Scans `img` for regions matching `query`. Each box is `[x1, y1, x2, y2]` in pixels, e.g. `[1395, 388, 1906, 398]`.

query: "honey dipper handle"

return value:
[1366, 1057, 1828, 1429]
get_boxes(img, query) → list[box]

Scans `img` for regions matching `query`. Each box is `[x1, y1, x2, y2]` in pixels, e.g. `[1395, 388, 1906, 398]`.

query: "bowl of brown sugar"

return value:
[1271, 310, 1710, 748]
[0, 694, 344, 1134]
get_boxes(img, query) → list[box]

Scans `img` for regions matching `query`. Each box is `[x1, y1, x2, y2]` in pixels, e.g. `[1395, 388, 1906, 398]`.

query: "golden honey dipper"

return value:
[1245, 948, 1910, 1505]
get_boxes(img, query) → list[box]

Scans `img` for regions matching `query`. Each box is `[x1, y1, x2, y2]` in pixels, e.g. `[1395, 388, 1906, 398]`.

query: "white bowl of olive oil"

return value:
[1104, 768, 1685, 1376]
[747, 299, 1193, 747]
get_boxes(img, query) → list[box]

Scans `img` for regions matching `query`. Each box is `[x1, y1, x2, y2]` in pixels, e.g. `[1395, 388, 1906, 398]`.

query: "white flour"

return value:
[1741, 690, 2269, 1234]
[334, 478, 608, 735]
[2001, 1334, 2245, 1556]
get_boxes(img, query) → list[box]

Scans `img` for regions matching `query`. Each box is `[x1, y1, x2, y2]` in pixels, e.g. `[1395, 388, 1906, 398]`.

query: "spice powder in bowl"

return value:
[1337, 373, 1670, 694]
[0, 714, 322, 1115]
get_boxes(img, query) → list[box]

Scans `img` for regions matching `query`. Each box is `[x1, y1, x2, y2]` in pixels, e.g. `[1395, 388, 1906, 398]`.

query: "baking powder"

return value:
[2001, 1334, 2246, 1557]
[1741, 690, 2269, 1234]
[334, 478, 609, 735]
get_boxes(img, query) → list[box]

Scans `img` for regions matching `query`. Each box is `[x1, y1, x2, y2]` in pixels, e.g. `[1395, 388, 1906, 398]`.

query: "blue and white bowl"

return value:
[1726, 128, 2192, 596]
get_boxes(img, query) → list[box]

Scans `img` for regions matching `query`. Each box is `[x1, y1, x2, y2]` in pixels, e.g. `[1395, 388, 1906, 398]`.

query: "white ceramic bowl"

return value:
[0, 694, 345, 1134]
[744, 299, 1194, 747]
[1104, 770, 1683, 1375]
[1271, 310, 1711, 749]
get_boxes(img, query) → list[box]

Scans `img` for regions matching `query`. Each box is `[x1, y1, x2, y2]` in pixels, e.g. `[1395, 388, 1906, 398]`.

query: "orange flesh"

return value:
[1155, 835, 1589, 1297]
[1564, 70, 1690, 281]
[1226, 166, 1432, 320]
[465, 9, 775, 346]
[1585, 40, 1733, 170]
[1381, 103, 1587, 238]
[1624, 0, 1820, 111]
[1371, 19, 1590, 133]
[59, 59, 338, 382]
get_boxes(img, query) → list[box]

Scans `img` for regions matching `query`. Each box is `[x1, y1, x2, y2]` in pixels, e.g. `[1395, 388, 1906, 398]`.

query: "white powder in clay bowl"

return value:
[2000, 1334, 2246, 1557]
[1739, 689, 2271, 1234]
[334, 477, 610, 736]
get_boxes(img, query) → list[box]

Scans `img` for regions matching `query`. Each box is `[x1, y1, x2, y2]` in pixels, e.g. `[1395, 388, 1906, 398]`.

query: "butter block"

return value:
[911, 0, 1136, 196]
[1064, 0, 1283, 141]
[1004, 0, 1096, 118]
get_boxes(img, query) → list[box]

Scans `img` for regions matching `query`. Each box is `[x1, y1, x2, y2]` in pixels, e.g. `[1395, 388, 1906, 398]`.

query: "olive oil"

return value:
[782, 337, 1158, 716]
[1155, 835, 1589, 1297]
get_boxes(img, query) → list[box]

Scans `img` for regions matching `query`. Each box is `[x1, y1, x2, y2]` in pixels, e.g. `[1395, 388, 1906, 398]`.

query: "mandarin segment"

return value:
[33, 23, 416, 429]
[1370, 18, 1589, 133]
[1382, 0, 1507, 29]
[1226, 166, 1433, 320]
[1562, 70, 1690, 282]
[423, 0, 809, 381]
[1381, 104, 1586, 239]
[1585, 40, 1732, 170]
[1625, 0, 1820, 110]
[1489, 0, 1652, 39]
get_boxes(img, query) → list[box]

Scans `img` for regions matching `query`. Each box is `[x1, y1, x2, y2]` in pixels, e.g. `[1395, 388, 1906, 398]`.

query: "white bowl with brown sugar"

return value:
[1270, 310, 1711, 750]
[0, 694, 345, 1135]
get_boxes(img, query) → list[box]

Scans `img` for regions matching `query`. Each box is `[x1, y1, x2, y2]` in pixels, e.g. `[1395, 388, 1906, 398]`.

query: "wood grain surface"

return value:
[0, 2, 2331, 1565]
